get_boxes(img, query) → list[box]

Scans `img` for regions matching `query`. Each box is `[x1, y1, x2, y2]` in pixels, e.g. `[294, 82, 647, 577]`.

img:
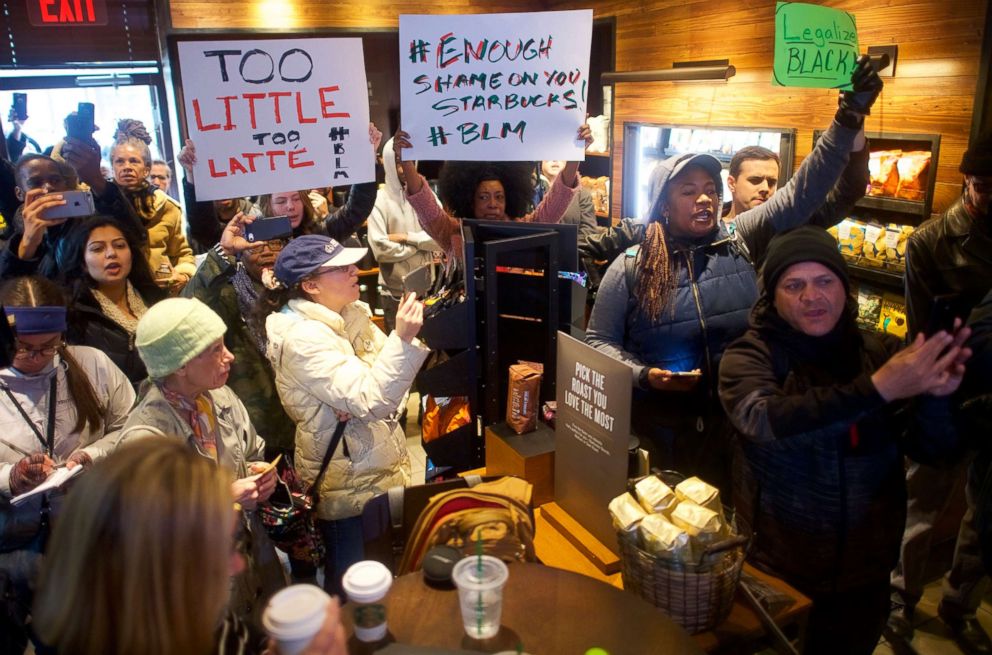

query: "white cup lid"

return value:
[263, 585, 331, 636]
[342, 560, 393, 603]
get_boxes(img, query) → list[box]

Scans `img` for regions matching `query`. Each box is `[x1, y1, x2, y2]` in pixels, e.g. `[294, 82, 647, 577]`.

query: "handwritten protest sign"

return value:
[773, 2, 859, 90]
[178, 39, 373, 201]
[399, 10, 592, 161]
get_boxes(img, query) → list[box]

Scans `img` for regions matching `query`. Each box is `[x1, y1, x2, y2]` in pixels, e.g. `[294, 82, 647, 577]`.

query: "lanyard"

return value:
[0, 374, 58, 457]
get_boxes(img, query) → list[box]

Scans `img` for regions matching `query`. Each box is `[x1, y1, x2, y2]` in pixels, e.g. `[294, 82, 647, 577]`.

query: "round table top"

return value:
[344, 561, 704, 655]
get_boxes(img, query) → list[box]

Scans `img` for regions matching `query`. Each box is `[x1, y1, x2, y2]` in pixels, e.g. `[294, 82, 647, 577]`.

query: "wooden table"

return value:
[344, 562, 705, 655]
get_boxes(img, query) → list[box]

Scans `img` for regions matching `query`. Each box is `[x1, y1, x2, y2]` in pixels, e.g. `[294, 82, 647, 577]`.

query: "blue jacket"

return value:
[586, 119, 863, 394]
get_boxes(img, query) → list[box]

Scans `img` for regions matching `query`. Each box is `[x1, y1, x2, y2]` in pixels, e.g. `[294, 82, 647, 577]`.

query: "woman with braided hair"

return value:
[111, 119, 195, 294]
[585, 55, 883, 495]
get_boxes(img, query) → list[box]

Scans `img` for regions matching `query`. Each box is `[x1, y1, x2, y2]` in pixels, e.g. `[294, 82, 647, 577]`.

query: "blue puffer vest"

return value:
[621, 225, 757, 384]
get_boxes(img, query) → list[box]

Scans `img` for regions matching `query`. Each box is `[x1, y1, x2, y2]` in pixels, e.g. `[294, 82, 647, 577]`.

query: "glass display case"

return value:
[621, 123, 797, 219]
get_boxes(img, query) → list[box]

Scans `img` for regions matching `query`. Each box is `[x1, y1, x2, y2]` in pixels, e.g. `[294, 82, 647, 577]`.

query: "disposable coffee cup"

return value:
[452, 555, 509, 640]
[342, 560, 393, 642]
[262, 584, 331, 655]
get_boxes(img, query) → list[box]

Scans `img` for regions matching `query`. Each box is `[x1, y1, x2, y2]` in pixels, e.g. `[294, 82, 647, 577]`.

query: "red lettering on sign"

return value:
[319, 86, 350, 119]
[289, 148, 314, 169]
[192, 99, 220, 132]
[295, 92, 316, 124]
[219, 96, 238, 131]
[40, 0, 57, 21]
[268, 92, 292, 125]
[244, 93, 266, 130]
[207, 159, 227, 178]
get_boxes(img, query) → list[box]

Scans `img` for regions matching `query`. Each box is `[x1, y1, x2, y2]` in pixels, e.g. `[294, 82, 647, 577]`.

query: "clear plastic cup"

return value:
[452, 555, 509, 640]
[341, 560, 393, 642]
[262, 584, 331, 655]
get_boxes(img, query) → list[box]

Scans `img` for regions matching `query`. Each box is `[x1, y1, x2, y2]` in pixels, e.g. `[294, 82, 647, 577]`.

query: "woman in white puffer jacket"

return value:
[259, 234, 429, 597]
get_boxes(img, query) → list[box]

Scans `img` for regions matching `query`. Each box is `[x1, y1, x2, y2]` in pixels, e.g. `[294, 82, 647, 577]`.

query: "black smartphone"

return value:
[925, 294, 970, 337]
[65, 102, 96, 142]
[11, 93, 27, 121]
[244, 216, 292, 243]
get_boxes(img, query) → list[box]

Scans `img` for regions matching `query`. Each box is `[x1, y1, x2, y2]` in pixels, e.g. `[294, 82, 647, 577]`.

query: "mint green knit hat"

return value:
[135, 298, 227, 378]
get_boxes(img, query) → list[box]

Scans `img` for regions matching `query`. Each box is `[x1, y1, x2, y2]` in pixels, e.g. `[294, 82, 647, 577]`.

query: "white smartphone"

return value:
[43, 189, 95, 220]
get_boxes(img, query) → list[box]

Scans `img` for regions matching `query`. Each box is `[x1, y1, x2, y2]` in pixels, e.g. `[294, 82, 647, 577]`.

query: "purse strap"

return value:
[309, 420, 348, 502]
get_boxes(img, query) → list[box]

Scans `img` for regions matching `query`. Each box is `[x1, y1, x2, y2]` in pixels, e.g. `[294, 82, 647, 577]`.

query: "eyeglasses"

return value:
[258, 240, 287, 254]
[14, 341, 64, 359]
[317, 264, 352, 275]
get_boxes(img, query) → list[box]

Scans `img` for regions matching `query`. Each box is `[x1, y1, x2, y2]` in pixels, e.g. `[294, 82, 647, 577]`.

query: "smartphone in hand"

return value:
[65, 102, 96, 142]
[244, 216, 292, 243]
[925, 295, 970, 337]
[11, 93, 27, 121]
[44, 190, 95, 220]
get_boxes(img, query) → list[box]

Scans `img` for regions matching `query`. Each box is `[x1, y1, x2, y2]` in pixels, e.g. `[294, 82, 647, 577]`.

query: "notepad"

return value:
[11, 466, 83, 506]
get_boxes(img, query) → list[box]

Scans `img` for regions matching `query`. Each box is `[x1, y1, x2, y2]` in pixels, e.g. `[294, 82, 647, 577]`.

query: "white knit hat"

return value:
[135, 298, 227, 378]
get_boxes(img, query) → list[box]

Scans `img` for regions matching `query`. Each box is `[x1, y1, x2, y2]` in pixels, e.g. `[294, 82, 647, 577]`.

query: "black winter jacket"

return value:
[904, 197, 992, 335]
[719, 299, 960, 594]
[66, 288, 163, 387]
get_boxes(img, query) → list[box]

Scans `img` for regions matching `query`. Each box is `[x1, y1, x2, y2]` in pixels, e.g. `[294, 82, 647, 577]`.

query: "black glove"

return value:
[835, 55, 884, 128]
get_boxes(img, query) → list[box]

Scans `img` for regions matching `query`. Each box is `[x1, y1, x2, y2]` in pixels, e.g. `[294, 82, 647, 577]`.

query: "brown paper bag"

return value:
[506, 361, 543, 434]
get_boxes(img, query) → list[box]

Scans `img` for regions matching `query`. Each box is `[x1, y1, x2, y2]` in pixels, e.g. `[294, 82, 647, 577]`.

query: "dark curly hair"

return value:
[437, 161, 535, 219]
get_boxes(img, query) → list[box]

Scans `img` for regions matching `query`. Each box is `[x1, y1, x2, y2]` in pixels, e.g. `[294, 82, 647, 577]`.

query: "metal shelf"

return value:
[849, 264, 904, 290]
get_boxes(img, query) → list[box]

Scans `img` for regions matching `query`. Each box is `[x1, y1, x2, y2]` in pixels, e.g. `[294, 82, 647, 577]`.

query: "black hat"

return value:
[761, 226, 850, 293]
[961, 132, 992, 176]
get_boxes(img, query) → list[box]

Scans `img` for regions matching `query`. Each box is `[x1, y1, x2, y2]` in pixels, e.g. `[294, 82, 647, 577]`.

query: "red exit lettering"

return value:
[29, 0, 108, 26]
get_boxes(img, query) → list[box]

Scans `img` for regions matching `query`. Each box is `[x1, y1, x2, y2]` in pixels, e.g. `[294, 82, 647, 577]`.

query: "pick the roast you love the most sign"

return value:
[178, 39, 374, 201]
[399, 10, 593, 161]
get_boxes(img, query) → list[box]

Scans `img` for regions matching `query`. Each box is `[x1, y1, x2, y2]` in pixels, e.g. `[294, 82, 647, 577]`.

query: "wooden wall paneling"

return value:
[546, 0, 987, 219]
[170, 1, 550, 30]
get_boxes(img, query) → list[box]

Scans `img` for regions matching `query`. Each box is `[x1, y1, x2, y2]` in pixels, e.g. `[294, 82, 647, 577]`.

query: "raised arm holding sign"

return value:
[177, 38, 375, 202]
[399, 10, 593, 162]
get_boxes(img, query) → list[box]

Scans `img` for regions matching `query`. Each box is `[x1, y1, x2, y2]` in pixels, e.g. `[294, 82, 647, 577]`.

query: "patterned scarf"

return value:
[159, 383, 220, 462]
[91, 282, 148, 337]
[231, 264, 267, 355]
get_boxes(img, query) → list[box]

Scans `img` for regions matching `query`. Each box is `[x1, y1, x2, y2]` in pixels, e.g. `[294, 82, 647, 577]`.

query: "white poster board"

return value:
[177, 39, 374, 201]
[399, 10, 593, 161]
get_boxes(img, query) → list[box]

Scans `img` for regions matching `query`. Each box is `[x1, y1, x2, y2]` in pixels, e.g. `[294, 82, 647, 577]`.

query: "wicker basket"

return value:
[617, 530, 746, 634]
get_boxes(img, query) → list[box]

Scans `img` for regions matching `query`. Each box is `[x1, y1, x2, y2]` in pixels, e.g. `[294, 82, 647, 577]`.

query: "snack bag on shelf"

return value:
[856, 283, 884, 332]
[895, 151, 932, 202]
[860, 222, 888, 268]
[868, 150, 902, 197]
[881, 223, 914, 272]
[878, 293, 908, 339]
[829, 218, 866, 260]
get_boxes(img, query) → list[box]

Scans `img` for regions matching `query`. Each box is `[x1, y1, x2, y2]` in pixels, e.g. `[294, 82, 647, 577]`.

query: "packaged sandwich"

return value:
[895, 151, 931, 202]
[829, 218, 865, 260]
[868, 150, 902, 197]
[506, 361, 543, 434]
[634, 475, 678, 515]
[856, 283, 884, 331]
[639, 513, 693, 562]
[609, 492, 647, 533]
[674, 476, 722, 514]
[671, 501, 726, 549]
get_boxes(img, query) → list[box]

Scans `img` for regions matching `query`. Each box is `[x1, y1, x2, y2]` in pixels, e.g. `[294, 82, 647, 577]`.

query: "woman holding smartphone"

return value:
[259, 234, 430, 597]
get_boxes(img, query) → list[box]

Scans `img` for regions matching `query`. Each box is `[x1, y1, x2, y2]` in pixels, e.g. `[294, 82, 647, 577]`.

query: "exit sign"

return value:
[27, 0, 108, 26]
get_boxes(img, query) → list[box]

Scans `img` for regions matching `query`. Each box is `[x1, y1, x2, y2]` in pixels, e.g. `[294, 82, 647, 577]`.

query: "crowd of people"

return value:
[0, 51, 990, 655]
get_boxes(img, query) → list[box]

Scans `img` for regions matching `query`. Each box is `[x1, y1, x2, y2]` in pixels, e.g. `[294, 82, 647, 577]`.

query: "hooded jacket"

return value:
[136, 188, 197, 279]
[367, 138, 439, 297]
[718, 296, 960, 594]
[586, 120, 862, 395]
[265, 299, 429, 521]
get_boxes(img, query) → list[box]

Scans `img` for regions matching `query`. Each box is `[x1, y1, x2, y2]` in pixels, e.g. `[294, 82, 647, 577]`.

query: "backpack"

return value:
[397, 477, 536, 575]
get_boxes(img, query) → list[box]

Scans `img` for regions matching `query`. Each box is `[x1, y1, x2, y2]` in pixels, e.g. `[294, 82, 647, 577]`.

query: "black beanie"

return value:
[961, 132, 992, 176]
[761, 226, 850, 292]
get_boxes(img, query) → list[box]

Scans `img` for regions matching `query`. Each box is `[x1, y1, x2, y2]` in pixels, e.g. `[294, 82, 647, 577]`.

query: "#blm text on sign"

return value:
[178, 38, 374, 202]
[399, 10, 592, 161]
[772, 1, 859, 90]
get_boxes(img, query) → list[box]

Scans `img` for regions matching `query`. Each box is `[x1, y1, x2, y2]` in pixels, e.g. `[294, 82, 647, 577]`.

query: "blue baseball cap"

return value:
[273, 235, 367, 287]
